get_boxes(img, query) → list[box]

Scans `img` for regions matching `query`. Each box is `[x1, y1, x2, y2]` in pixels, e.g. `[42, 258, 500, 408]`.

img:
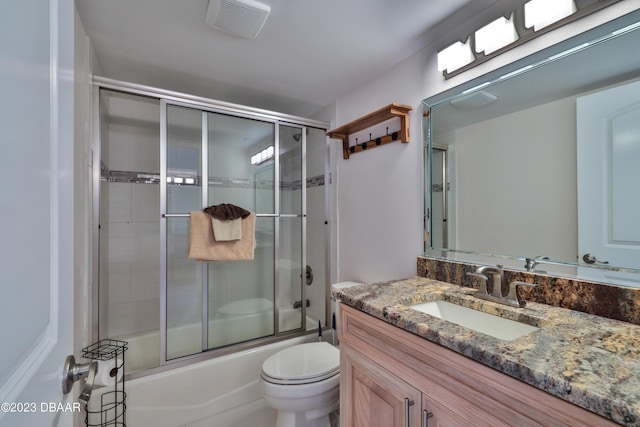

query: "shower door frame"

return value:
[160, 100, 308, 364]
[92, 77, 329, 375]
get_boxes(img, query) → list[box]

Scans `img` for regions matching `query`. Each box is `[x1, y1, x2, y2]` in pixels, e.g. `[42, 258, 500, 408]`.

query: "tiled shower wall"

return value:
[100, 182, 160, 337]
[99, 93, 161, 338]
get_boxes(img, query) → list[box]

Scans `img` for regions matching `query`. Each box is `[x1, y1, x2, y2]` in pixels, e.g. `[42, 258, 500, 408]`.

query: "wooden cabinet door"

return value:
[421, 395, 508, 427]
[341, 344, 422, 427]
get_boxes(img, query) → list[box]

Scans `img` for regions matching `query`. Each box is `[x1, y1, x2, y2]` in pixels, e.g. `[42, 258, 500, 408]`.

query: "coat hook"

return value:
[392, 131, 398, 141]
[375, 137, 381, 145]
[386, 127, 389, 135]
[361, 142, 368, 150]
[369, 133, 372, 141]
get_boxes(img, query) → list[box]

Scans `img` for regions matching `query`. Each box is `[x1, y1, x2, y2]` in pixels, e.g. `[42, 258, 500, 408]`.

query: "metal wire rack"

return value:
[82, 339, 128, 427]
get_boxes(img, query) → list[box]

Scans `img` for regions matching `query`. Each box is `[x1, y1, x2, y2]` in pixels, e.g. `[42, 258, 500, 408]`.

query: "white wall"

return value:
[323, 0, 640, 284]
[454, 97, 577, 261]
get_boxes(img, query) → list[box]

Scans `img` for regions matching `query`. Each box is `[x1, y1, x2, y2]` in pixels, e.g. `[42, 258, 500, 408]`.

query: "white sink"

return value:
[411, 300, 539, 341]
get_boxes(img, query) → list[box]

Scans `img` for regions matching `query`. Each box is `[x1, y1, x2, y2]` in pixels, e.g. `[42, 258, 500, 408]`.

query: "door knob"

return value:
[62, 355, 98, 403]
[582, 253, 609, 265]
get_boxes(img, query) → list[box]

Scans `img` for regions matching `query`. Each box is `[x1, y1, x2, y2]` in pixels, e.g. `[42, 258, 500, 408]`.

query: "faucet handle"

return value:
[466, 272, 489, 295]
[506, 281, 538, 307]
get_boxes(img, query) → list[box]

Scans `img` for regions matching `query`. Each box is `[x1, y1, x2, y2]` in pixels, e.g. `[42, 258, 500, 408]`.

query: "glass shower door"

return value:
[161, 101, 308, 362]
[278, 125, 305, 332]
[206, 113, 276, 349]
[164, 104, 204, 360]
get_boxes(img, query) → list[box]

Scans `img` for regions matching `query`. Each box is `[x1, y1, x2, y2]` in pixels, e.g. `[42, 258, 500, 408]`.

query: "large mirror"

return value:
[423, 9, 640, 287]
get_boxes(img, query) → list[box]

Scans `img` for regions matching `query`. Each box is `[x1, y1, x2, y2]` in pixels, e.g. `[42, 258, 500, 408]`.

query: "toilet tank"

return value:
[330, 281, 365, 344]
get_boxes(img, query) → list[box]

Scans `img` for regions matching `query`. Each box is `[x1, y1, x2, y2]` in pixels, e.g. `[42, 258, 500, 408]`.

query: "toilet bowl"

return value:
[260, 342, 340, 427]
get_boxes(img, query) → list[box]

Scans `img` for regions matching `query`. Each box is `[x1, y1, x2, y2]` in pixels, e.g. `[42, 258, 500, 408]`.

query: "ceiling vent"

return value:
[205, 0, 271, 39]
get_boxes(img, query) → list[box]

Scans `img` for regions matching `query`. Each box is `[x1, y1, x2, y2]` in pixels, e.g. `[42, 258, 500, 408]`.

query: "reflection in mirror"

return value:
[423, 10, 640, 287]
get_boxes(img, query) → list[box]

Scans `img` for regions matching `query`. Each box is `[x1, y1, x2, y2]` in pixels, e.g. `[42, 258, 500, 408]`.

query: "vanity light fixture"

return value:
[437, 38, 474, 73]
[437, 0, 620, 79]
[250, 145, 274, 165]
[525, 0, 577, 31]
[475, 14, 519, 55]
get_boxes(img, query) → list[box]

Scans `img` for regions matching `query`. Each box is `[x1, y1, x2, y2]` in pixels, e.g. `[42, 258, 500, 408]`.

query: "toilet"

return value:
[260, 341, 340, 427]
[260, 282, 364, 427]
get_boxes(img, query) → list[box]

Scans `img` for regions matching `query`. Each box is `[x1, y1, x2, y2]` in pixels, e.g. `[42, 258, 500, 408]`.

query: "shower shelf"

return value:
[327, 103, 413, 159]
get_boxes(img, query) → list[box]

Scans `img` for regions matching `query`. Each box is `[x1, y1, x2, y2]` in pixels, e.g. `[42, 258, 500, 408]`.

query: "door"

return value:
[341, 345, 421, 427]
[577, 79, 640, 270]
[0, 0, 76, 426]
[429, 147, 448, 250]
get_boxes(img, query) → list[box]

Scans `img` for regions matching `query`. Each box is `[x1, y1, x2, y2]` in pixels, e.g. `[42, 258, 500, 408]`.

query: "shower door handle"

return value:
[302, 265, 313, 286]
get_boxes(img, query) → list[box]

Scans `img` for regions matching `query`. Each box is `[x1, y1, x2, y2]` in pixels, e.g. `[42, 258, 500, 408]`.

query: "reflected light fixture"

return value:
[166, 175, 197, 185]
[475, 14, 519, 55]
[525, 0, 577, 31]
[437, 38, 474, 73]
[251, 145, 274, 165]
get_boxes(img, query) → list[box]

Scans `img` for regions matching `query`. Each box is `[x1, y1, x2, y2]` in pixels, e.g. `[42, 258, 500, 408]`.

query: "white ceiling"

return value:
[75, 0, 476, 118]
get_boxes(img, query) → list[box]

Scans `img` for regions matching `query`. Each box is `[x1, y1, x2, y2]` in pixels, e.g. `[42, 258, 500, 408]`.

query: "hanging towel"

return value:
[210, 217, 243, 241]
[204, 203, 251, 242]
[188, 211, 256, 261]
[204, 203, 250, 220]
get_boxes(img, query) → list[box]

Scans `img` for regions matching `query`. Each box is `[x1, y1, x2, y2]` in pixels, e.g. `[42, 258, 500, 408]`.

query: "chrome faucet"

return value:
[524, 256, 549, 271]
[467, 265, 504, 298]
[466, 265, 537, 308]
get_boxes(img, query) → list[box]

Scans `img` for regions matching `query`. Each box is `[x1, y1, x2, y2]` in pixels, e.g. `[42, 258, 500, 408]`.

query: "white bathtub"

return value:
[119, 334, 317, 427]
[121, 308, 316, 373]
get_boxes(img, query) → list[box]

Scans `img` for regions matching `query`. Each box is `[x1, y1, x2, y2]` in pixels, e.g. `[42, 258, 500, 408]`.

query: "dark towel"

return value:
[204, 203, 251, 221]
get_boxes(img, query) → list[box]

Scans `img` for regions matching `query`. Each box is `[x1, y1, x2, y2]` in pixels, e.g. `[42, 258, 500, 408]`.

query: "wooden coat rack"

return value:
[326, 103, 413, 159]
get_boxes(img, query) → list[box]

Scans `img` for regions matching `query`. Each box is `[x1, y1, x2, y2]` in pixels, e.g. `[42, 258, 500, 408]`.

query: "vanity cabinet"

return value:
[343, 349, 421, 426]
[339, 303, 618, 427]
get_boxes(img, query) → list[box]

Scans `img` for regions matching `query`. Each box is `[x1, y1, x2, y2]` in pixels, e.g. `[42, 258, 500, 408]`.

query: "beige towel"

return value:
[188, 211, 256, 261]
[211, 217, 242, 241]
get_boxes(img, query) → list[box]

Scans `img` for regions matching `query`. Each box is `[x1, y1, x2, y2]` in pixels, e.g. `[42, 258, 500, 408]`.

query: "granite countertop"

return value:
[334, 277, 640, 426]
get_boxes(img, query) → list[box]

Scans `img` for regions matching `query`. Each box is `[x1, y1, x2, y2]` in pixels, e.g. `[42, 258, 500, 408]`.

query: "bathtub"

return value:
[121, 308, 316, 373]
[118, 334, 316, 427]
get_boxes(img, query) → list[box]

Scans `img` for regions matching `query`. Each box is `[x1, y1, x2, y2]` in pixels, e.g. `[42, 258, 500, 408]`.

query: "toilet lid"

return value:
[262, 342, 339, 384]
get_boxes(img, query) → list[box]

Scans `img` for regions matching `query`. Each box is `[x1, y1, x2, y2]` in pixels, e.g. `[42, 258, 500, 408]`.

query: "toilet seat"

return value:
[261, 342, 340, 385]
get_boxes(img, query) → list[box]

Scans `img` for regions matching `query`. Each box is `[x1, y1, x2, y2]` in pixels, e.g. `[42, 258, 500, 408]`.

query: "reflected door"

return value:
[577, 79, 640, 269]
[429, 147, 448, 249]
